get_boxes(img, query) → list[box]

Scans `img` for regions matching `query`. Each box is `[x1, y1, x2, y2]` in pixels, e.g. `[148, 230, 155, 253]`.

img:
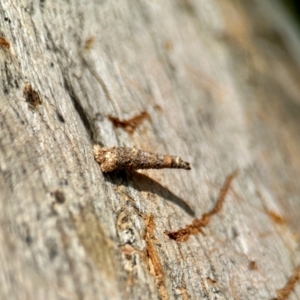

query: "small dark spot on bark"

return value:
[53, 190, 66, 204]
[4, 17, 11, 23]
[3, 87, 9, 94]
[46, 239, 58, 260]
[231, 226, 239, 239]
[40, 0, 46, 9]
[125, 254, 133, 261]
[49, 246, 57, 260]
[50, 62, 54, 67]
[24, 227, 32, 245]
[14, 79, 19, 89]
[23, 83, 42, 109]
[56, 111, 65, 123]
[25, 235, 32, 245]
[248, 260, 258, 271]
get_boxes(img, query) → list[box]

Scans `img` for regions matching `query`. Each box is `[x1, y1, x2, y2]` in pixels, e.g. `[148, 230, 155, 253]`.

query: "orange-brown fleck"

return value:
[268, 211, 285, 225]
[165, 170, 238, 242]
[164, 40, 174, 53]
[109, 111, 150, 134]
[0, 37, 10, 50]
[84, 36, 95, 51]
[164, 155, 172, 167]
[144, 215, 168, 300]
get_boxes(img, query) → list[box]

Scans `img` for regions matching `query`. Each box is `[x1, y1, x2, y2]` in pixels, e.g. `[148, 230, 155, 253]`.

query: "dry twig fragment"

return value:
[93, 146, 191, 173]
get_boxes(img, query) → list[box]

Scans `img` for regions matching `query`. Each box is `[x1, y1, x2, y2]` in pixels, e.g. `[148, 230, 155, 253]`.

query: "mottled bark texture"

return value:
[1, 1, 300, 300]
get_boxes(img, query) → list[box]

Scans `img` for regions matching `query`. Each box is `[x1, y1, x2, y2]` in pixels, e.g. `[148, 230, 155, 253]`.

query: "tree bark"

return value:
[1, 0, 300, 299]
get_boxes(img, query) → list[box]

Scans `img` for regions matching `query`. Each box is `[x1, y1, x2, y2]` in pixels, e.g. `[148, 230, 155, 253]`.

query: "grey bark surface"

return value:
[1, 1, 300, 299]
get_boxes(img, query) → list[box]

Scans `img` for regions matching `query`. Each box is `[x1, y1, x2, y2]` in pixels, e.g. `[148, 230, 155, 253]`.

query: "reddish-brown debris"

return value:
[108, 111, 150, 134]
[0, 37, 10, 50]
[273, 265, 300, 300]
[23, 84, 42, 109]
[144, 215, 167, 298]
[165, 171, 238, 242]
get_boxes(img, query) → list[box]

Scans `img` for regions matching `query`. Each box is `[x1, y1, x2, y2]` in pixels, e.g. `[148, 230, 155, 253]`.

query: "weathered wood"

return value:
[1, 0, 300, 299]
